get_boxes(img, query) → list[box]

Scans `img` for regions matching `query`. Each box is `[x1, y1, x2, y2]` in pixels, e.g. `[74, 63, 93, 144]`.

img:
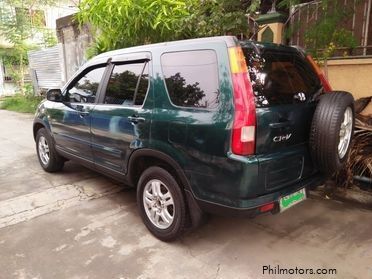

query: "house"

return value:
[0, 0, 78, 96]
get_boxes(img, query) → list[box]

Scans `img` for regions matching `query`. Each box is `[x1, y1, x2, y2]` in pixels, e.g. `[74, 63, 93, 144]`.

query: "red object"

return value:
[229, 47, 256, 156]
[259, 202, 275, 213]
[306, 55, 332, 92]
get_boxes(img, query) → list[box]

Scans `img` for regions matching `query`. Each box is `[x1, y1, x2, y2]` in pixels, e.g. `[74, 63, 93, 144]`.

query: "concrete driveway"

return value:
[0, 109, 371, 279]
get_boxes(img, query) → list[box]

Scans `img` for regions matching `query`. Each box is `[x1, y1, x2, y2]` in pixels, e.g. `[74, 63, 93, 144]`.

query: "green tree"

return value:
[77, 0, 191, 56]
[77, 0, 253, 56]
[0, 0, 57, 94]
[181, 0, 251, 39]
[278, 0, 357, 59]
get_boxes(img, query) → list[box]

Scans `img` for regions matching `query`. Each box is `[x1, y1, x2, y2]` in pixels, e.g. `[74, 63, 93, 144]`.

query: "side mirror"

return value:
[46, 88, 63, 102]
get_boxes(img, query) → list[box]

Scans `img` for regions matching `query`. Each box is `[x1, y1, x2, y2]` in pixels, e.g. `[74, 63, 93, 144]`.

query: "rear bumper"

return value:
[195, 173, 324, 217]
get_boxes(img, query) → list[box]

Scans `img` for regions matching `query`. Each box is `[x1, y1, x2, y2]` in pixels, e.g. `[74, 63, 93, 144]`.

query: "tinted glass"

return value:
[243, 48, 321, 107]
[161, 50, 219, 109]
[67, 66, 106, 103]
[104, 62, 148, 106]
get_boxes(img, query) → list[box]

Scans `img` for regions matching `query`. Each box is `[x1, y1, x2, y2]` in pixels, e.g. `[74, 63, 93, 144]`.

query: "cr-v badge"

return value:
[273, 134, 292, 142]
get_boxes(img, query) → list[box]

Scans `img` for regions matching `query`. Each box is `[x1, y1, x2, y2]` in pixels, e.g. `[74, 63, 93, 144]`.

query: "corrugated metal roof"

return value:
[28, 45, 63, 89]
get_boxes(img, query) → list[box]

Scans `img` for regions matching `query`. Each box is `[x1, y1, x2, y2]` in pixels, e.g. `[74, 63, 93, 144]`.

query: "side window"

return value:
[104, 62, 149, 106]
[67, 66, 106, 103]
[161, 50, 220, 109]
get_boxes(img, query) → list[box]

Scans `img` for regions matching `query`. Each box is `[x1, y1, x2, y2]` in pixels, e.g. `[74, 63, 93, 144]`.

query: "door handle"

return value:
[78, 111, 90, 117]
[128, 115, 145, 124]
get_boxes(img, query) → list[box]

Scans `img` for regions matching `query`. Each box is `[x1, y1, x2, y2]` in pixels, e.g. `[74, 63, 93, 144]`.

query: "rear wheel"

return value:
[36, 128, 64, 172]
[137, 166, 188, 241]
[310, 91, 354, 176]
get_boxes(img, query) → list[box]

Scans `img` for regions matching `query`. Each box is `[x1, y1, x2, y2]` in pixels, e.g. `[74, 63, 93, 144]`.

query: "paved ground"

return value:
[0, 109, 372, 279]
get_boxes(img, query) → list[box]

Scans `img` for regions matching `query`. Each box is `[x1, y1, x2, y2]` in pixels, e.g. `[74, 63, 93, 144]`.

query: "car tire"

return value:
[310, 91, 354, 176]
[137, 166, 188, 241]
[36, 128, 64, 172]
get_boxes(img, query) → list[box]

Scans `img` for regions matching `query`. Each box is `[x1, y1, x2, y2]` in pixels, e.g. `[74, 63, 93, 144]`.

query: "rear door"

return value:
[242, 45, 323, 188]
[90, 54, 151, 175]
[242, 46, 322, 154]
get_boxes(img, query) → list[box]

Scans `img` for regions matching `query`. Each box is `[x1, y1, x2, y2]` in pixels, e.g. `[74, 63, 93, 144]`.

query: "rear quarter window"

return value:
[243, 48, 321, 107]
[161, 50, 220, 109]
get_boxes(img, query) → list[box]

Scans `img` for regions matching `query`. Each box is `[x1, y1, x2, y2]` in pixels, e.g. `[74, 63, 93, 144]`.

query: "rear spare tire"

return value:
[310, 91, 354, 176]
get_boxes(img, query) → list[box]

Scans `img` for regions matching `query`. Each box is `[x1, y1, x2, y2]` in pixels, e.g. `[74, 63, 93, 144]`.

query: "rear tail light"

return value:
[306, 55, 332, 92]
[228, 46, 256, 155]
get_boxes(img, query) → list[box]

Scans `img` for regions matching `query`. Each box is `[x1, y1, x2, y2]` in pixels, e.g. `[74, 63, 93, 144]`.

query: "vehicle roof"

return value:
[93, 36, 238, 61]
[87, 36, 300, 66]
[240, 40, 300, 54]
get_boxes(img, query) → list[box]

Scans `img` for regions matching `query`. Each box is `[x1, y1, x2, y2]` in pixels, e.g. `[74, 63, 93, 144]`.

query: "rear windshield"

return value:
[242, 48, 322, 107]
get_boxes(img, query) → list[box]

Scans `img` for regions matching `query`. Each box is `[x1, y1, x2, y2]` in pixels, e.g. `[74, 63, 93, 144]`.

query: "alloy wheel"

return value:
[338, 107, 353, 159]
[38, 136, 50, 165]
[143, 179, 175, 229]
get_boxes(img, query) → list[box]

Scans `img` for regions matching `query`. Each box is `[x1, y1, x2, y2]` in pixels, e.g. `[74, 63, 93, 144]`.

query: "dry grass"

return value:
[336, 97, 372, 189]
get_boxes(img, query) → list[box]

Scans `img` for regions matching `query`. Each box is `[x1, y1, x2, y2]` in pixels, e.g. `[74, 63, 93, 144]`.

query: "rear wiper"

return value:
[311, 86, 324, 102]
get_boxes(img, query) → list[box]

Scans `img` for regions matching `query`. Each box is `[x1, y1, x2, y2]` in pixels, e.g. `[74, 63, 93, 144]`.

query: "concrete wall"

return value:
[56, 14, 92, 84]
[324, 58, 372, 99]
[44, 2, 78, 29]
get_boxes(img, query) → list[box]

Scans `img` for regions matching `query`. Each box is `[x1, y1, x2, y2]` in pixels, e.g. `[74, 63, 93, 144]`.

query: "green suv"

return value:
[33, 36, 354, 241]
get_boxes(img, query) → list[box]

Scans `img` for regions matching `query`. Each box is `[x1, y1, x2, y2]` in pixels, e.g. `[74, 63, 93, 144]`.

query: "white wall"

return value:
[0, 60, 18, 96]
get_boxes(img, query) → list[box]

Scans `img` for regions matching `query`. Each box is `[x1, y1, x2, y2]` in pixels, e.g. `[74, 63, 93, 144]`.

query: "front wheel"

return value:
[137, 167, 188, 241]
[36, 128, 64, 172]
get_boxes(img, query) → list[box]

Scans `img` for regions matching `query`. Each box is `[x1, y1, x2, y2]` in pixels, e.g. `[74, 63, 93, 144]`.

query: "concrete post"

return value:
[256, 12, 287, 44]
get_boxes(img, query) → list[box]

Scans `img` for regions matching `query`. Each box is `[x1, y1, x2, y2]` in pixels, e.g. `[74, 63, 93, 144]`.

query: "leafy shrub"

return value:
[0, 94, 43, 113]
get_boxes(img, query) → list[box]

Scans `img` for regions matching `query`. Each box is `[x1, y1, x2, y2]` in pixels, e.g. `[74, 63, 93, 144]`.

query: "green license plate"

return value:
[279, 188, 306, 212]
